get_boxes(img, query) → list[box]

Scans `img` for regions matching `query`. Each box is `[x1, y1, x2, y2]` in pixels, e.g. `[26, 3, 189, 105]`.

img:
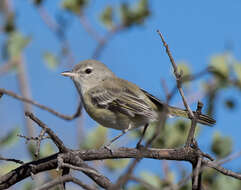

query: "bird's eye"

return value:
[85, 68, 92, 74]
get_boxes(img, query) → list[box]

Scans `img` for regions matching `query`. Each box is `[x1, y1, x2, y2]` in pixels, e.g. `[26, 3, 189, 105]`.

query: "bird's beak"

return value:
[61, 71, 76, 77]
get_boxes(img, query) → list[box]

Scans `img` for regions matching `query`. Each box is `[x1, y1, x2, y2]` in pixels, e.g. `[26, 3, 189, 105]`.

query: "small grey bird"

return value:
[62, 60, 215, 146]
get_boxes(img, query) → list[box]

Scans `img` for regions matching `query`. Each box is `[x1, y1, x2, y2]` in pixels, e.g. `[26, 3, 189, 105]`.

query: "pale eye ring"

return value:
[85, 68, 92, 74]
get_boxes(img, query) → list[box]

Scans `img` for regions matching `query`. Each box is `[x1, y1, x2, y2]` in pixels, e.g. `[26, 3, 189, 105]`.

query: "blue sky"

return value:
[1, 0, 241, 183]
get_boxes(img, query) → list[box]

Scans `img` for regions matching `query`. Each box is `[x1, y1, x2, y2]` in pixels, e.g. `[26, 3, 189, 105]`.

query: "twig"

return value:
[185, 101, 203, 147]
[64, 152, 113, 189]
[172, 151, 241, 190]
[79, 15, 102, 43]
[216, 151, 241, 165]
[157, 30, 194, 119]
[0, 155, 24, 164]
[35, 4, 75, 66]
[35, 129, 46, 157]
[35, 174, 97, 190]
[92, 25, 124, 59]
[0, 61, 17, 76]
[203, 159, 241, 180]
[0, 88, 82, 120]
[130, 176, 160, 190]
[193, 157, 202, 190]
[17, 134, 50, 142]
[111, 113, 168, 190]
[15, 47, 36, 153]
[25, 112, 68, 153]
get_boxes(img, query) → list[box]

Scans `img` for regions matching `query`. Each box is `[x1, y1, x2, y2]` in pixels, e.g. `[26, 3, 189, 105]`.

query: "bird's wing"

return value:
[88, 80, 157, 119]
[140, 88, 165, 110]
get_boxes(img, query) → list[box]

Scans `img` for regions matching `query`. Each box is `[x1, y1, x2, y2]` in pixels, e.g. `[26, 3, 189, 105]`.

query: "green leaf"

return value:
[4, 13, 15, 33]
[22, 182, 34, 190]
[177, 61, 191, 76]
[120, 0, 150, 27]
[100, 5, 113, 29]
[62, 0, 88, 14]
[120, 3, 132, 26]
[39, 142, 56, 158]
[211, 132, 232, 158]
[233, 62, 241, 84]
[224, 98, 235, 110]
[0, 128, 19, 148]
[105, 159, 130, 172]
[0, 163, 18, 175]
[213, 174, 241, 190]
[80, 126, 108, 149]
[33, 0, 44, 6]
[209, 54, 229, 79]
[132, 0, 150, 24]
[140, 171, 160, 188]
[43, 52, 59, 69]
[7, 31, 31, 58]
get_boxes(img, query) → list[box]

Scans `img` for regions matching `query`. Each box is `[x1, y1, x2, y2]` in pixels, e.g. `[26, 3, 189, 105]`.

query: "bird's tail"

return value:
[167, 106, 216, 126]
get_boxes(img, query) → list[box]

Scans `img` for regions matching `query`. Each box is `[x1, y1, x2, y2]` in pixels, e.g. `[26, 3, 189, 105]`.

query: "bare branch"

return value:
[130, 176, 160, 190]
[0, 155, 24, 164]
[157, 30, 194, 119]
[203, 159, 241, 180]
[92, 25, 124, 59]
[79, 15, 102, 43]
[185, 101, 203, 147]
[36, 174, 97, 190]
[0, 88, 82, 120]
[17, 134, 50, 142]
[1, 147, 241, 190]
[193, 157, 202, 190]
[25, 112, 68, 153]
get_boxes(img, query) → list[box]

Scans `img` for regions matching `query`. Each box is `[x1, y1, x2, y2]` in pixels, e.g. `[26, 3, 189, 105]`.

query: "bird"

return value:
[61, 59, 215, 147]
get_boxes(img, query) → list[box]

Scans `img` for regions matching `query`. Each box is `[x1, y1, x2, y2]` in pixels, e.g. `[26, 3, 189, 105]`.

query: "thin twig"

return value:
[17, 134, 50, 142]
[92, 25, 124, 59]
[79, 15, 102, 43]
[35, 129, 46, 157]
[0, 88, 82, 120]
[130, 176, 160, 190]
[203, 159, 241, 180]
[0, 155, 24, 164]
[193, 157, 202, 190]
[157, 30, 194, 119]
[25, 112, 68, 153]
[35, 174, 97, 190]
[216, 151, 241, 165]
[185, 101, 203, 147]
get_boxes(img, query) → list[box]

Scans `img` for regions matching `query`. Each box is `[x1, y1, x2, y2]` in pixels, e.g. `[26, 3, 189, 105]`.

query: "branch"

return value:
[130, 176, 160, 190]
[0, 88, 82, 120]
[79, 15, 102, 43]
[203, 159, 241, 180]
[0, 155, 24, 164]
[25, 112, 68, 153]
[157, 30, 194, 119]
[1, 147, 241, 190]
[36, 174, 97, 190]
[185, 101, 203, 147]
[92, 25, 124, 59]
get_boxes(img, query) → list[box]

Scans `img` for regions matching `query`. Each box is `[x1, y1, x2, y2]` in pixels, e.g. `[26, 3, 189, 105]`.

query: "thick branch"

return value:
[1, 147, 240, 190]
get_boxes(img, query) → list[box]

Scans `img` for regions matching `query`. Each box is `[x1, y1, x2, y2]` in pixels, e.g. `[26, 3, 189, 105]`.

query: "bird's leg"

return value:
[136, 124, 149, 149]
[104, 124, 132, 151]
